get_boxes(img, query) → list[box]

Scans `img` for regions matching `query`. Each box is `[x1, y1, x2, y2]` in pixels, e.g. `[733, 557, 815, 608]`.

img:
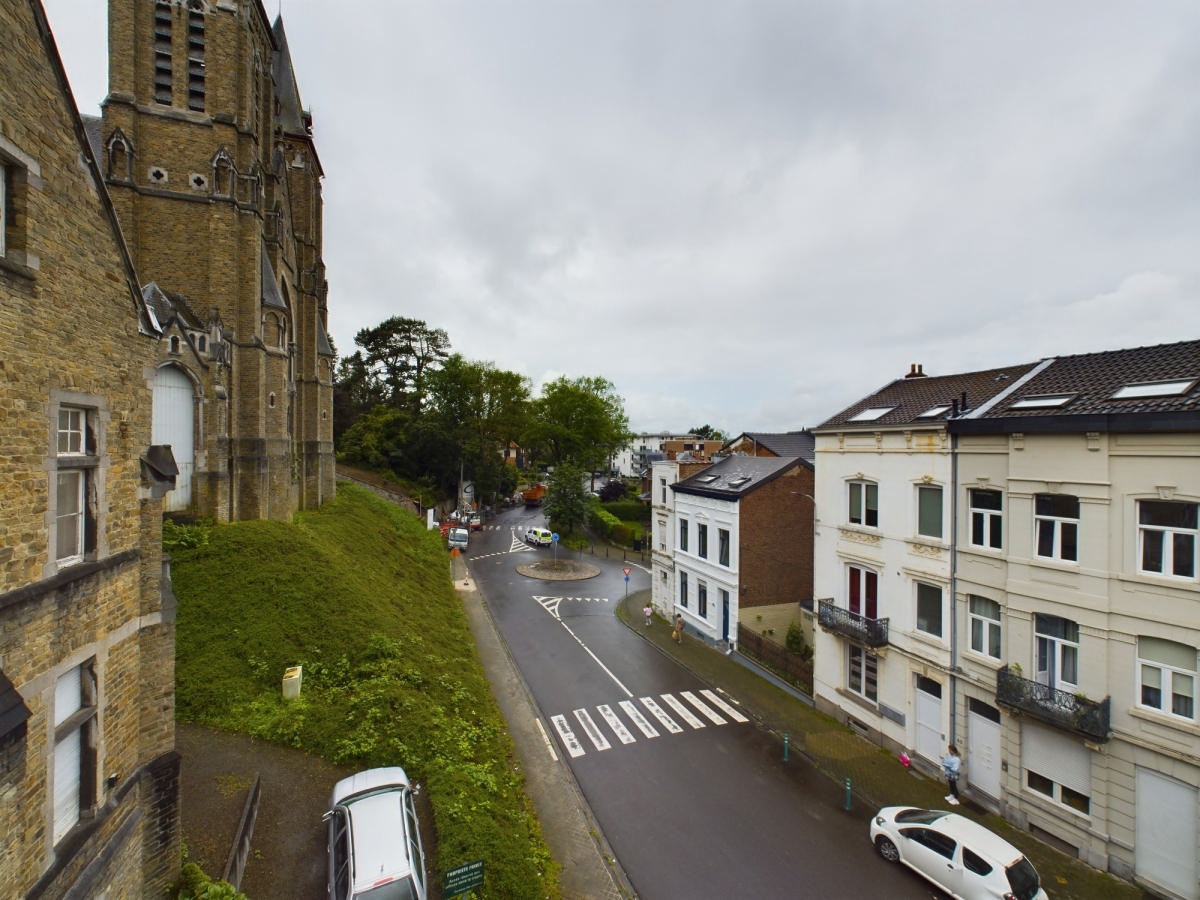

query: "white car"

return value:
[870, 806, 1047, 900]
[524, 527, 553, 546]
[325, 767, 427, 900]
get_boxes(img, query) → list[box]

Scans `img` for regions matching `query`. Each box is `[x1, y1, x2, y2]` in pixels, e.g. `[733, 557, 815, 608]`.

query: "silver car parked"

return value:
[325, 767, 427, 900]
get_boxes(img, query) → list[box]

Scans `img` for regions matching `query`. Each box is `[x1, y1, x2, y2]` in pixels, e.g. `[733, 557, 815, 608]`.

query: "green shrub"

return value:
[589, 507, 618, 538]
[602, 500, 645, 521]
[611, 523, 632, 545]
[786, 622, 813, 662]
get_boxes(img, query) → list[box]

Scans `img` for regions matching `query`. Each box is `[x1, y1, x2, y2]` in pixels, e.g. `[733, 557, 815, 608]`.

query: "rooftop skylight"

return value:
[696, 474, 719, 483]
[1111, 379, 1196, 399]
[727, 476, 752, 488]
[917, 404, 952, 419]
[1009, 394, 1075, 410]
[848, 406, 896, 422]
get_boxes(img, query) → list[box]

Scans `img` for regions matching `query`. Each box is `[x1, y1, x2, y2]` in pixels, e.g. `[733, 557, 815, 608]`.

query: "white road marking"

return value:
[620, 700, 660, 738]
[551, 714, 585, 758]
[598, 704, 637, 744]
[681, 690, 727, 725]
[701, 689, 749, 723]
[640, 696, 684, 734]
[662, 693, 706, 729]
[574, 708, 612, 751]
[535, 717, 559, 761]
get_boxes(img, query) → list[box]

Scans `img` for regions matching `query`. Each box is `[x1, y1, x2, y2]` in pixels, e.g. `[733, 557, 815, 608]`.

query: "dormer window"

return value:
[849, 406, 895, 422]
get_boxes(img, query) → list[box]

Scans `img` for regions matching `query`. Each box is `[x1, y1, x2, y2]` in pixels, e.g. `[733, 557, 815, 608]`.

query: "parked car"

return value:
[447, 526, 469, 552]
[870, 806, 1046, 900]
[524, 527, 553, 546]
[325, 766, 427, 900]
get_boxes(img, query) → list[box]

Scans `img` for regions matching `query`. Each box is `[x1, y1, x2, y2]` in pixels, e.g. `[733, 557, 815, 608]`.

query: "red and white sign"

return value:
[622, 567, 631, 577]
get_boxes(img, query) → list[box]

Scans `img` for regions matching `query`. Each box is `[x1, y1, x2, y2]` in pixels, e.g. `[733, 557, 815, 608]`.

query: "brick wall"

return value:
[0, 1, 179, 894]
[738, 465, 815, 608]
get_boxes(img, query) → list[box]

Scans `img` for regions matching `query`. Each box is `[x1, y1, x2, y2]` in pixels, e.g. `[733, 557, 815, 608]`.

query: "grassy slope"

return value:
[172, 482, 559, 898]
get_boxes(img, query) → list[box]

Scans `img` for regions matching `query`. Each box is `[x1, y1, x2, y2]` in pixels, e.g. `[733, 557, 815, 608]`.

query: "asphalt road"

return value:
[472, 505, 934, 899]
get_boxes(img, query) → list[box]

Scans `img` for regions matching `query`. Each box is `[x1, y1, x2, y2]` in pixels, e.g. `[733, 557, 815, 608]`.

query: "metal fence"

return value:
[737, 625, 814, 695]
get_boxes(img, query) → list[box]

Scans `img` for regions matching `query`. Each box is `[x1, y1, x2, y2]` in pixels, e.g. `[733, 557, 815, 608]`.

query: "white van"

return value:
[524, 527, 553, 547]
[447, 526, 469, 552]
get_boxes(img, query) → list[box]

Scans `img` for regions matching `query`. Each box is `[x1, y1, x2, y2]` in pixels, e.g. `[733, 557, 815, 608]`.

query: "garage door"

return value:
[1136, 768, 1198, 899]
[967, 700, 1002, 800]
[914, 676, 943, 763]
[152, 366, 194, 512]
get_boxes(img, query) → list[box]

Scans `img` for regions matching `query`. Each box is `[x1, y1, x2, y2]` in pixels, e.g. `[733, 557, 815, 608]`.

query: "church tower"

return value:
[100, 0, 335, 521]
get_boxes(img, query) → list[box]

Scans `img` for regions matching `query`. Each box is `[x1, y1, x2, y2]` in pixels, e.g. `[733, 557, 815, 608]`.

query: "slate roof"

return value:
[816, 363, 1039, 430]
[673, 454, 806, 500]
[724, 431, 816, 462]
[953, 339, 1200, 433]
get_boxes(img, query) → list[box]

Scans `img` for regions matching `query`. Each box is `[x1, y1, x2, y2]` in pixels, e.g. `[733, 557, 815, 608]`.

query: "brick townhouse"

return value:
[1, 1, 180, 895]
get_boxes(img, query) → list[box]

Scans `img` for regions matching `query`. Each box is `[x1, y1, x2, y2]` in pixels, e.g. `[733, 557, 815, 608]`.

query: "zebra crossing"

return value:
[550, 688, 749, 758]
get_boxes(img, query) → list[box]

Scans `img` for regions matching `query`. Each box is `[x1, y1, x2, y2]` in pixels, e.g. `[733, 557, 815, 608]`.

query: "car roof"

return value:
[899, 808, 1025, 866]
[332, 768, 415, 891]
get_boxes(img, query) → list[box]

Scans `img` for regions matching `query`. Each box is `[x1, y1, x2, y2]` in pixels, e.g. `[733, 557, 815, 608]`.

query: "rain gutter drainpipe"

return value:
[949, 429, 960, 748]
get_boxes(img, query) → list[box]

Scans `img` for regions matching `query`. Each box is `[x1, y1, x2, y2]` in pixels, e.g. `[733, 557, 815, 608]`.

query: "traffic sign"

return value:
[444, 859, 484, 898]
[552, 532, 560, 542]
[622, 567, 631, 577]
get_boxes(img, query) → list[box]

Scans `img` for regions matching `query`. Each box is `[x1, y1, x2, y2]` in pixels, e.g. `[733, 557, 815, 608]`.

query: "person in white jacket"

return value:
[941, 745, 962, 805]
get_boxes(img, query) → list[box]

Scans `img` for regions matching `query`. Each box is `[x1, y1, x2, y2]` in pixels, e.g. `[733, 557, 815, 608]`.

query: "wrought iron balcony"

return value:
[817, 599, 889, 647]
[995, 666, 1110, 742]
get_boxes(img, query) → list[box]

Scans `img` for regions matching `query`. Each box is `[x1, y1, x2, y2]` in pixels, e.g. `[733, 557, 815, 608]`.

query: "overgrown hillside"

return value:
[170, 482, 559, 898]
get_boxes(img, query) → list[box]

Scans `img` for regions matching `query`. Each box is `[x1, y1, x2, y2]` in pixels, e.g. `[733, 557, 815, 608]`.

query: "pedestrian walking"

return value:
[941, 745, 962, 805]
[643, 604, 653, 626]
[673, 613, 684, 643]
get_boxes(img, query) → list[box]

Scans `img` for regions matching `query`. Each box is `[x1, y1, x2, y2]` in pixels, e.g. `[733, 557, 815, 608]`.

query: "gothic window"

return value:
[186, 1, 206, 111]
[105, 130, 133, 183]
[211, 148, 234, 197]
[153, 1, 172, 105]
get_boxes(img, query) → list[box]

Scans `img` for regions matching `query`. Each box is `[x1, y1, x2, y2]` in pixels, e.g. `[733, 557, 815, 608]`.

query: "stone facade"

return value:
[99, 0, 335, 522]
[1, 2, 180, 895]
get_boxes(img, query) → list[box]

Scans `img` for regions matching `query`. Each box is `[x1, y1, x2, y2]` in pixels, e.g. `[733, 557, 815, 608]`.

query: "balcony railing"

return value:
[817, 599, 889, 647]
[995, 666, 1111, 742]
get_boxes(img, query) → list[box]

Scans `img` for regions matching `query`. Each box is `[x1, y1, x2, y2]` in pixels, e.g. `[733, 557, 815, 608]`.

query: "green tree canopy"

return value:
[542, 461, 588, 536]
[525, 375, 632, 471]
[688, 424, 729, 443]
[353, 316, 451, 413]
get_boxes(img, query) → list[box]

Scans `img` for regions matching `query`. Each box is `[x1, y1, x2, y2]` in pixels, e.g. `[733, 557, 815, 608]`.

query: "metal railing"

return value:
[817, 599, 889, 647]
[995, 666, 1111, 742]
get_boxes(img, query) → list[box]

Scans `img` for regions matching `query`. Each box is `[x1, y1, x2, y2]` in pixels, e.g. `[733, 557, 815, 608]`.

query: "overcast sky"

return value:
[42, 0, 1200, 434]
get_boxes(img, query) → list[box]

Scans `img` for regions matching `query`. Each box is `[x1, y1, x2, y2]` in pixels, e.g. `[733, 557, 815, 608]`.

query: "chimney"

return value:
[905, 363, 927, 379]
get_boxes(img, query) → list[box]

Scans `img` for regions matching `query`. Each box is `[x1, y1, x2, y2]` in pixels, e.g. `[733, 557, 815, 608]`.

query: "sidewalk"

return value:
[615, 589, 1144, 900]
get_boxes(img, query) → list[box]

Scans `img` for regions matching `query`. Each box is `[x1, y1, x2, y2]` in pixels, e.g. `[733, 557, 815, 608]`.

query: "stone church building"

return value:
[94, 0, 336, 522]
[1, 0, 334, 895]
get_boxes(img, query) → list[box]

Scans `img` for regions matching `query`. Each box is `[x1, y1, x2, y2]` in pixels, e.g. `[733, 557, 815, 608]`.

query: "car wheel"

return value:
[875, 836, 900, 863]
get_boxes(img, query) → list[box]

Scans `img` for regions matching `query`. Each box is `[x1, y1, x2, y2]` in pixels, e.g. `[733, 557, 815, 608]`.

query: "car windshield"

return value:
[357, 874, 417, 900]
[892, 808, 947, 825]
[1005, 856, 1041, 900]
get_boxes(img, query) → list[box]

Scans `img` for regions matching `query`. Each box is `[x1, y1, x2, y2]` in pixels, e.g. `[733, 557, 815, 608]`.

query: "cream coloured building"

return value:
[813, 341, 1200, 899]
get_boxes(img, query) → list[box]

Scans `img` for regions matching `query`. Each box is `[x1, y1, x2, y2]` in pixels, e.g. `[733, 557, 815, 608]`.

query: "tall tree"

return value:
[525, 375, 632, 470]
[688, 424, 729, 443]
[426, 355, 532, 505]
[353, 316, 451, 413]
[542, 461, 588, 536]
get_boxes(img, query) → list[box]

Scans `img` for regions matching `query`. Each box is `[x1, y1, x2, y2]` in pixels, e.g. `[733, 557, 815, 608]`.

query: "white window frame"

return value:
[1138, 500, 1198, 581]
[915, 582, 943, 638]
[968, 595, 1002, 660]
[0, 159, 7, 257]
[697, 523, 708, 559]
[1034, 493, 1079, 562]
[679, 518, 688, 553]
[717, 528, 730, 567]
[1034, 614, 1079, 692]
[1138, 636, 1197, 722]
[968, 488, 1003, 550]
[848, 480, 879, 528]
[679, 570, 688, 609]
[916, 484, 943, 539]
[54, 405, 98, 566]
[697, 580, 708, 618]
[847, 646, 878, 702]
[53, 660, 98, 844]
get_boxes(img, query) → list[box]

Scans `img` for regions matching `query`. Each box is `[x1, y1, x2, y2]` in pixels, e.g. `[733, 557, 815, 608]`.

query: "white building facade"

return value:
[813, 343, 1200, 899]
